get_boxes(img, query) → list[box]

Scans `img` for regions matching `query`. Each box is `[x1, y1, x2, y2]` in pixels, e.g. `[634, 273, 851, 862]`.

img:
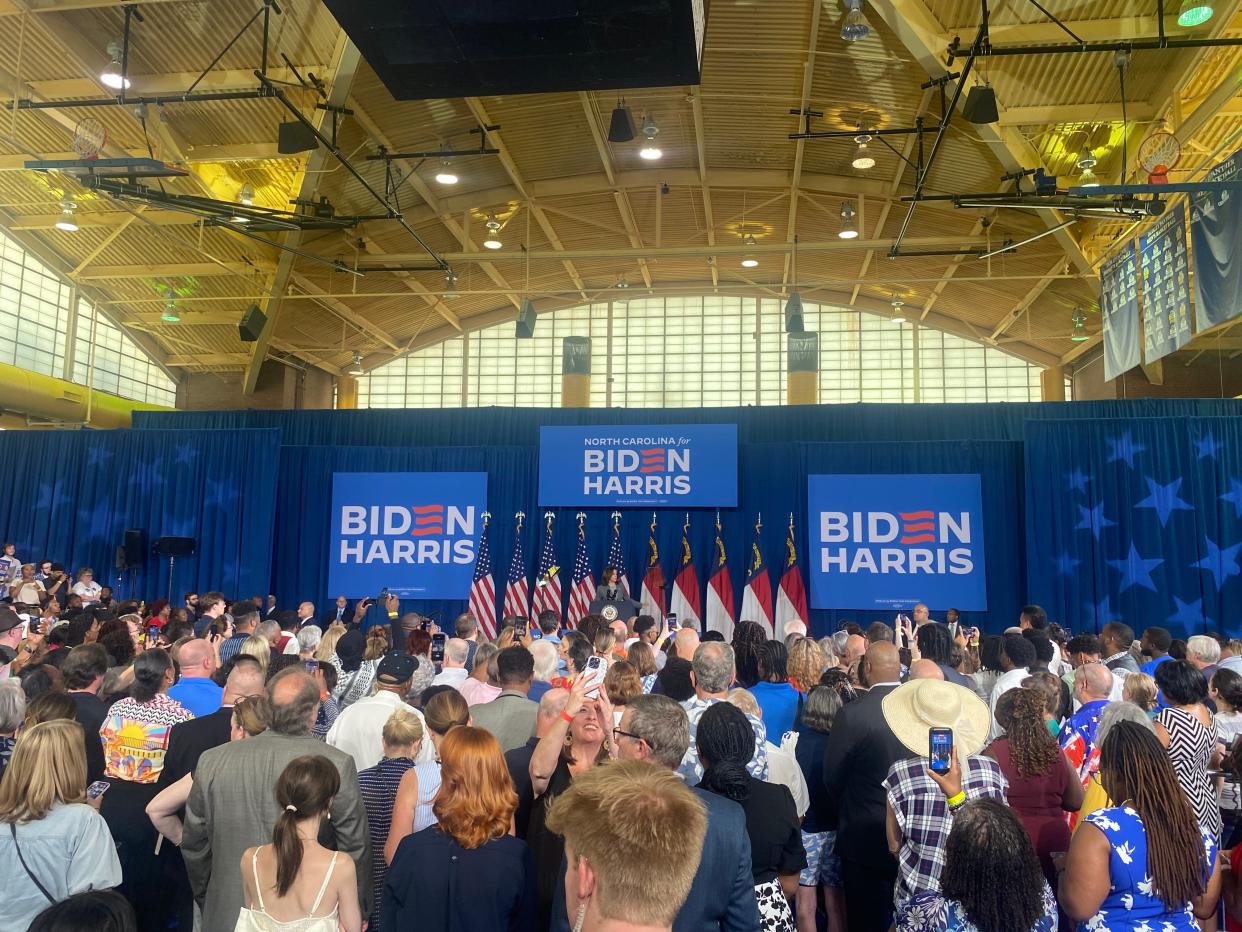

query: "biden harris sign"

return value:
[328, 472, 487, 599]
[807, 474, 987, 611]
[538, 424, 738, 507]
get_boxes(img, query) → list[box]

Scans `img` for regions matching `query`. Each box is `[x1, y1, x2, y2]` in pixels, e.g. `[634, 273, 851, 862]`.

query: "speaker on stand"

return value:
[154, 536, 196, 606]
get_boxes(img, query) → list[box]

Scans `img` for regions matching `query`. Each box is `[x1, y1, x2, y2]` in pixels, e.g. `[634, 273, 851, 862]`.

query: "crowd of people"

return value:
[1, 552, 1241, 932]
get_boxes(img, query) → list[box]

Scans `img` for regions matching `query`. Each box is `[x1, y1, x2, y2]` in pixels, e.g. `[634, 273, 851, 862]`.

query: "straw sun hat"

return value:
[881, 679, 992, 762]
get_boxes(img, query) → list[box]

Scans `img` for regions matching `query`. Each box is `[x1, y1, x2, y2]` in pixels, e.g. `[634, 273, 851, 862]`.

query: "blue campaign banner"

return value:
[539, 424, 738, 507]
[327, 472, 487, 598]
[807, 474, 987, 611]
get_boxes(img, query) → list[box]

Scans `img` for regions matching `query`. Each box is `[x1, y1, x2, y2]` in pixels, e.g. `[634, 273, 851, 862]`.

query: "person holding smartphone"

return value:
[879, 679, 1007, 923]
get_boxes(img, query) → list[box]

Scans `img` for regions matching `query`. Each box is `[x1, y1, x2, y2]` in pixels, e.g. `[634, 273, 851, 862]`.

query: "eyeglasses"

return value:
[612, 727, 643, 744]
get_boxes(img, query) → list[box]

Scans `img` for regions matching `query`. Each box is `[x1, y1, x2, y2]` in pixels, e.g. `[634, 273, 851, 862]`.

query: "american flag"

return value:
[531, 512, 562, 619]
[502, 512, 531, 620]
[606, 511, 629, 592]
[467, 512, 497, 639]
[567, 513, 594, 627]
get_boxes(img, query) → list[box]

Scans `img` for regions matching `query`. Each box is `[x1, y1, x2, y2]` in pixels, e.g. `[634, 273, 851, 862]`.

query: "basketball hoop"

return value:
[71, 117, 107, 160]
[1139, 129, 1181, 186]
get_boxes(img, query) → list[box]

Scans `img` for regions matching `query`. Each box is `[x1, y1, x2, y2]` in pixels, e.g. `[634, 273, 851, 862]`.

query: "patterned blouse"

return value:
[358, 755, 416, 927]
[900, 883, 1057, 932]
[100, 693, 194, 783]
[1155, 706, 1222, 838]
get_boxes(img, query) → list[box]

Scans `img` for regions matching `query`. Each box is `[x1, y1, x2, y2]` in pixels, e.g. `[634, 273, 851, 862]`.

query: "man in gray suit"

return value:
[468, 645, 539, 752]
[182, 667, 371, 932]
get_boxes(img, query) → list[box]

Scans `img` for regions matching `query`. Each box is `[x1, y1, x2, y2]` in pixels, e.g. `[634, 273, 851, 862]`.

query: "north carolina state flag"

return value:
[774, 516, 809, 638]
[740, 517, 773, 636]
[669, 519, 701, 627]
[640, 514, 665, 618]
[706, 514, 736, 639]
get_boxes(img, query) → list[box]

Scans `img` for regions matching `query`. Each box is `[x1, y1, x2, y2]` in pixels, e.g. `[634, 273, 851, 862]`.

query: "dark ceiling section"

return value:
[322, 0, 704, 98]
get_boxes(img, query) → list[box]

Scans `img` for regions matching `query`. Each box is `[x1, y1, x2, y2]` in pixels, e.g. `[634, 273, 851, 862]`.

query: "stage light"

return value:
[348, 351, 364, 375]
[740, 234, 759, 268]
[483, 213, 503, 249]
[100, 41, 130, 90]
[238, 184, 255, 206]
[1071, 307, 1089, 341]
[639, 114, 662, 160]
[434, 158, 458, 185]
[54, 200, 79, 232]
[1178, 0, 1213, 26]
[608, 100, 636, 143]
[841, 0, 871, 41]
[838, 202, 859, 239]
[852, 134, 876, 170]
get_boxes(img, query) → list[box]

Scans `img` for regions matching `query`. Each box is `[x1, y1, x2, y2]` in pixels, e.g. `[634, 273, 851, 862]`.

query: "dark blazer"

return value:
[674, 787, 762, 932]
[382, 827, 537, 932]
[158, 705, 233, 788]
[822, 682, 908, 869]
[69, 689, 108, 784]
[322, 603, 352, 624]
[504, 737, 538, 840]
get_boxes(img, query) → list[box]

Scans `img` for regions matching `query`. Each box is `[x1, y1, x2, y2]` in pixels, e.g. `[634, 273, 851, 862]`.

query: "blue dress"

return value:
[900, 883, 1057, 931]
[1079, 805, 1217, 931]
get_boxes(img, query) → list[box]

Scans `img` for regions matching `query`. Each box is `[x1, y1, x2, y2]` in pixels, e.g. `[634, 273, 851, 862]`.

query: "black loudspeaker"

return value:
[238, 304, 267, 342]
[123, 529, 145, 567]
[963, 85, 999, 125]
[277, 121, 319, 154]
[154, 536, 196, 557]
[515, 298, 536, 339]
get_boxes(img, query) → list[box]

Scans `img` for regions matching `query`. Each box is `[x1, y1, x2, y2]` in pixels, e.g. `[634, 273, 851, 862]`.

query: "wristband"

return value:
[387, 611, 398, 619]
[945, 790, 966, 809]
[560, 710, 575, 724]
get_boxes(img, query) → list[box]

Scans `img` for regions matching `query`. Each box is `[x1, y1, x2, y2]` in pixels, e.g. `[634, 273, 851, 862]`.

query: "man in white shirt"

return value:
[326, 652, 434, 771]
[988, 633, 1037, 739]
[0, 543, 19, 601]
[431, 637, 470, 689]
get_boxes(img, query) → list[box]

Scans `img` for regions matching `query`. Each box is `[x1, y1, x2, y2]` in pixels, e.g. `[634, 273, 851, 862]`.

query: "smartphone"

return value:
[578, 655, 607, 696]
[431, 632, 446, 663]
[304, 660, 319, 675]
[929, 727, 953, 775]
[666, 613, 678, 633]
[379, 587, 389, 601]
[86, 780, 110, 800]
[419, 619, 430, 632]
[148, 625, 160, 640]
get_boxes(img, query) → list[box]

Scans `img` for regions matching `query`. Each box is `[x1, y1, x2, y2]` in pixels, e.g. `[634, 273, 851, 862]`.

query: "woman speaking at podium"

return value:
[595, 566, 629, 602]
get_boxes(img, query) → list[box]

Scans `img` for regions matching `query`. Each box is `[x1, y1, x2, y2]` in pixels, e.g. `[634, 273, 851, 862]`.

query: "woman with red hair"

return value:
[382, 726, 537, 931]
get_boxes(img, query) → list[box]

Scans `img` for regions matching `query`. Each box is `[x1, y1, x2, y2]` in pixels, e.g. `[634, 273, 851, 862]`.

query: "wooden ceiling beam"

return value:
[22, 66, 323, 100]
[989, 259, 1068, 341]
[77, 261, 275, 281]
[467, 96, 589, 298]
[997, 102, 1158, 126]
[689, 92, 718, 290]
[166, 353, 250, 367]
[289, 272, 400, 351]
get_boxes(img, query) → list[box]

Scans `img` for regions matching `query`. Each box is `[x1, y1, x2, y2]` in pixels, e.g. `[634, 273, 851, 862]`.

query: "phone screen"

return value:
[929, 727, 953, 775]
[86, 780, 110, 799]
[431, 633, 446, 663]
[666, 613, 678, 632]
[304, 660, 319, 675]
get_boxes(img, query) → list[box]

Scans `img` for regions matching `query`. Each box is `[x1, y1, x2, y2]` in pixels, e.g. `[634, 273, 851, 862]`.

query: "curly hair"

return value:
[940, 799, 1046, 932]
[787, 638, 828, 692]
[998, 687, 1059, 778]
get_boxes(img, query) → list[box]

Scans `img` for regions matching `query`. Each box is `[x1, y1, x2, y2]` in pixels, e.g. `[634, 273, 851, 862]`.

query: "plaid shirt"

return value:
[883, 755, 1008, 907]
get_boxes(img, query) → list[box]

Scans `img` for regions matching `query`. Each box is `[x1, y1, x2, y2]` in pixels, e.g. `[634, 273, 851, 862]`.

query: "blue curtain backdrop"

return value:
[133, 400, 1242, 446]
[1025, 418, 1242, 637]
[277, 440, 1022, 636]
[0, 428, 281, 602]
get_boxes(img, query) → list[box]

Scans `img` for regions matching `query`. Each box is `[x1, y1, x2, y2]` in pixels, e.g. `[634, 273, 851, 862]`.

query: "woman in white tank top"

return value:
[235, 755, 362, 932]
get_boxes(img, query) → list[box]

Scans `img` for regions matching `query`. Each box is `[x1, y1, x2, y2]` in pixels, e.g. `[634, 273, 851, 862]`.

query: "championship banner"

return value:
[808, 474, 987, 611]
[1101, 244, 1141, 381]
[328, 472, 487, 598]
[1138, 202, 1192, 363]
[538, 424, 738, 507]
[1190, 147, 1242, 332]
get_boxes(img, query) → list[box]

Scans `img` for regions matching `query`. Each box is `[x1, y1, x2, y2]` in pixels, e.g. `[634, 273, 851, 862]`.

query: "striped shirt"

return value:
[357, 755, 416, 927]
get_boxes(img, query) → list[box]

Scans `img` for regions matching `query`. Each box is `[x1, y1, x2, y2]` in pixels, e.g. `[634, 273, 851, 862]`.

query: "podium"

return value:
[589, 593, 640, 622]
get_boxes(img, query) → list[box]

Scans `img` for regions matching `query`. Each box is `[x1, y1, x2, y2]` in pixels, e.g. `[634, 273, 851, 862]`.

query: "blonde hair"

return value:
[726, 687, 761, 719]
[316, 623, 346, 662]
[364, 626, 391, 662]
[788, 638, 828, 692]
[0, 720, 87, 823]
[239, 635, 270, 674]
[547, 759, 706, 926]
[231, 695, 270, 737]
[382, 708, 425, 751]
[1123, 672, 1159, 712]
[594, 628, 616, 657]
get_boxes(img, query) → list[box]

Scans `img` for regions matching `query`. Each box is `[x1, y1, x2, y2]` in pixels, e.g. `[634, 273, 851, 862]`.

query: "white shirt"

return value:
[281, 631, 301, 656]
[431, 667, 469, 689]
[764, 740, 809, 819]
[326, 689, 434, 772]
[72, 581, 102, 603]
[988, 667, 1032, 739]
[10, 579, 44, 605]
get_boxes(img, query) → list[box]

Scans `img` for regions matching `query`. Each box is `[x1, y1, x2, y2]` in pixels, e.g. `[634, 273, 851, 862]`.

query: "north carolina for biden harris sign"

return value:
[328, 472, 486, 598]
[539, 424, 737, 507]
[807, 474, 987, 611]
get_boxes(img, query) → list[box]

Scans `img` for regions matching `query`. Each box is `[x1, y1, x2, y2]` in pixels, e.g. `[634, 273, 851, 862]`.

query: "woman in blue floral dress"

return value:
[1059, 720, 1220, 931]
[900, 799, 1057, 932]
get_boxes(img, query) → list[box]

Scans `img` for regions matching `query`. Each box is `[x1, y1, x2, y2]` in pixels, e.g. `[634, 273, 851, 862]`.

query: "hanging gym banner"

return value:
[1101, 244, 1141, 381]
[807, 473, 988, 611]
[1138, 201, 1193, 363]
[538, 423, 738, 507]
[1190, 147, 1242, 332]
[327, 472, 487, 598]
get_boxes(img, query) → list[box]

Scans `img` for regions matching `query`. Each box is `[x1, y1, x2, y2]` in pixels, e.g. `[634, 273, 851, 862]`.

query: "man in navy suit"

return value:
[822, 641, 908, 931]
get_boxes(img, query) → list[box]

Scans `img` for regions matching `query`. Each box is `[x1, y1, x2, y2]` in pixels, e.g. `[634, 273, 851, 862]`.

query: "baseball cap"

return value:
[376, 651, 417, 684]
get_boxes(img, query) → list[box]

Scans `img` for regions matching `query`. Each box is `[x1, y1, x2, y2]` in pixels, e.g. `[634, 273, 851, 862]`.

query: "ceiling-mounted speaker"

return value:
[963, 85, 999, 125]
[278, 121, 319, 154]
[607, 105, 636, 143]
[784, 291, 805, 333]
[238, 304, 267, 342]
[515, 299, 536, 339]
